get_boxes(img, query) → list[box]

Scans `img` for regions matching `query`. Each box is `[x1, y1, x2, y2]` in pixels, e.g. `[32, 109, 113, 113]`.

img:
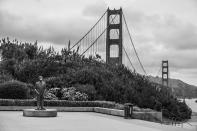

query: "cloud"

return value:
[124, 8, 197, 50]
[0, 0, 110, 46]
[0, 9, 96, 45]
[82, 0, 107, 17]
[192, 0, 197, 5]
[153, 16, 197, 50]
[121, 8, 197, 77]
[0, 0, 197, 85]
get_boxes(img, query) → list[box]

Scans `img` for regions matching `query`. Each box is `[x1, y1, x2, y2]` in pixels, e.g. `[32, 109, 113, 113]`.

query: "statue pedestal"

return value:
[23, 109, 57, 117]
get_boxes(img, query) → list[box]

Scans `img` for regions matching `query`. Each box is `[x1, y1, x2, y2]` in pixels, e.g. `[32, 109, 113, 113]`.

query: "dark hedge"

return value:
[0, 81, 29, 99]
[0, 99, 124, 109]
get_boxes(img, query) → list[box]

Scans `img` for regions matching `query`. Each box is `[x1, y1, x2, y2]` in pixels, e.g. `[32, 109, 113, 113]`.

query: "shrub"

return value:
[48, 87, 61, 96]
[0, 99, 123, 109]
[25, 83, 36, 99]
[0, 80, 29, 99]
[74, 68, 99, 85]
[61, 87, 88, 101]
[44, 88, 60, 100]
[0, 73, 13, 83]
[44, 92, 58, 100]
[74, 84, 97, 100]
[45, 77, 65, 89]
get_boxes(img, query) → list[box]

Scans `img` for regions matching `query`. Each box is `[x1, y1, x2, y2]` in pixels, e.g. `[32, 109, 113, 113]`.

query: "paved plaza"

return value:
[0, 111, 194, 131]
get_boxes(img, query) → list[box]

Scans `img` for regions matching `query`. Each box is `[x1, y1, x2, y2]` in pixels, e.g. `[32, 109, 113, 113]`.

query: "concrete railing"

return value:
[0, 106, 162, 122]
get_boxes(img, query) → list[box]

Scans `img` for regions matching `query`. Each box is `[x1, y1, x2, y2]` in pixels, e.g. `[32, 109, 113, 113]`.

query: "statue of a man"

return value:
[35, 76, 46, 110]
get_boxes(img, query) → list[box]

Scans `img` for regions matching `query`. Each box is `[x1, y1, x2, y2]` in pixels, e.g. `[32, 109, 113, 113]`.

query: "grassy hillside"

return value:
[148, 76, 197, 98]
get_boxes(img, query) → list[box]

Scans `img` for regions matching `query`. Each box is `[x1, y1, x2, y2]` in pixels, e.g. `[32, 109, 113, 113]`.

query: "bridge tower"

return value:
[162, 60, 169, 87]
[106, 8, 123, 65]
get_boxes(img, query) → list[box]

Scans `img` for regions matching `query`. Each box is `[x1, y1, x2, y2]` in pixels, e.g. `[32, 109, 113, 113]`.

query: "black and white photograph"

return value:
[0, 0, 197, 131]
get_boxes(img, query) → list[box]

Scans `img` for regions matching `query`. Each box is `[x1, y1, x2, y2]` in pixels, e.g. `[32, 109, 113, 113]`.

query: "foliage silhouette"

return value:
[0, 38, 191, 120]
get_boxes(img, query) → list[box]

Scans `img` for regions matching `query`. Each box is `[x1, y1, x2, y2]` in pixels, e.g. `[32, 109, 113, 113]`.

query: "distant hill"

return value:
[148, 76, 197, 98]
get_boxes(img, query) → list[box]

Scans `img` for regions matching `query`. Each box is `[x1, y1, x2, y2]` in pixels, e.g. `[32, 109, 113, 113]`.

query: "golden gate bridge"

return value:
[70, 8, 147, 76]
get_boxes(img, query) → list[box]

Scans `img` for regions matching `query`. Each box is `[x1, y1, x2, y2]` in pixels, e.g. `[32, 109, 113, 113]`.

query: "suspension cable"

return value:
[70, 10, 107, 50]
[123, 12, 147, 75]
[123, 46, 136, 71]
[156, 66, 162, 77]
[81, 15, 118, 56]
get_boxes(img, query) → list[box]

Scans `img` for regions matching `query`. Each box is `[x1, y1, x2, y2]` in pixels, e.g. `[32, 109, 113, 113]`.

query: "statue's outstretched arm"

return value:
[34, 89, 39, 95]
[34, 83, 40, 95]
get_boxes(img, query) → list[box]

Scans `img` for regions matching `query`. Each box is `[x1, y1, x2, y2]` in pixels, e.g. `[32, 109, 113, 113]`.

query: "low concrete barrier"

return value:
[0, 106, 162, 122]
[94, 107, 162, 122]
[94, 107, 124, 116]
[133, 111, 162, 122]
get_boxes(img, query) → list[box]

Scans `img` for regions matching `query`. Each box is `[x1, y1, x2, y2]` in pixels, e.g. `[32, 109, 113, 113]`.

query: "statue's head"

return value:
[38, 76, 43, 81]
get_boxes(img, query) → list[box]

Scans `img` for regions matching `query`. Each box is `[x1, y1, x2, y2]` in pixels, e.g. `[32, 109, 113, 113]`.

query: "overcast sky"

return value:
[0, 0, 197, 85]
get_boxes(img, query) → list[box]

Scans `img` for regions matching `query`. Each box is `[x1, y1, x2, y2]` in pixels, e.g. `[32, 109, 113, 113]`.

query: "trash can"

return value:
[124, 103, 133, 119]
